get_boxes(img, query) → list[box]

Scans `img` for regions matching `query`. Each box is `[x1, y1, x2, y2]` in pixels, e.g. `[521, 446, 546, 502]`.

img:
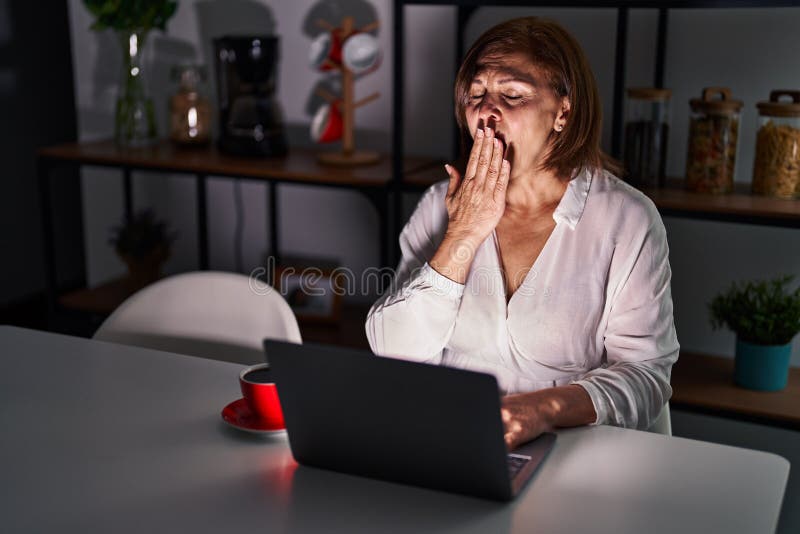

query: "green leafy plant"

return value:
[709, 275, 800, 346]
[109, 209, 176, 261]
[83, 0, 178, 31]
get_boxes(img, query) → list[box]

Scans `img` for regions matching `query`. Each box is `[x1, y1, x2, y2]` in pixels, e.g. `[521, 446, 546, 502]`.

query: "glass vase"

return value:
[115, 29, 157, 147]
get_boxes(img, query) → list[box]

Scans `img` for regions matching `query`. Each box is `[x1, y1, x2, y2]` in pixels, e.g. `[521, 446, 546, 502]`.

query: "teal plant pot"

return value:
[734, 339, 792, 391]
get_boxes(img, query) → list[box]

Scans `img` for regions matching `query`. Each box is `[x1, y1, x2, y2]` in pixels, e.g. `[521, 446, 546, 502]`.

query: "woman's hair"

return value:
[454, 17, 620, 177]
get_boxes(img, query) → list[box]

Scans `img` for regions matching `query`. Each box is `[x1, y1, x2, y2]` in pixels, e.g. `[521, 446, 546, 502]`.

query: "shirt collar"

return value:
[552, 167, 593, 230]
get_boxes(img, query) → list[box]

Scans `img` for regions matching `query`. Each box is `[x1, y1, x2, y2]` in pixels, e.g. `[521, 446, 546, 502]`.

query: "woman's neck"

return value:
[503, 167, 569, 217]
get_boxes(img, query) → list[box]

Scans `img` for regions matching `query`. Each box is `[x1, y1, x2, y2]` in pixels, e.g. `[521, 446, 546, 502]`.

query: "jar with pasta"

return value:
[623, 88, 671, 188]
[753, 90, 800, 199]
[685, 87, 743, 194]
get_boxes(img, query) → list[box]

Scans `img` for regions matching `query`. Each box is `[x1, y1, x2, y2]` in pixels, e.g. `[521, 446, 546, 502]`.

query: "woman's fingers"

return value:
[494, 158, 510, 201]
[463, 128, 485, 181]
[486, 136, 503, 188]
[473, 127, 496, 187]
[444, 126, 506, 241]
[503, 412, 524, 450]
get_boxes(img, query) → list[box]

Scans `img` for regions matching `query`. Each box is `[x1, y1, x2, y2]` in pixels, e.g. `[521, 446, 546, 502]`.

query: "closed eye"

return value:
[469, 93, 523, 103]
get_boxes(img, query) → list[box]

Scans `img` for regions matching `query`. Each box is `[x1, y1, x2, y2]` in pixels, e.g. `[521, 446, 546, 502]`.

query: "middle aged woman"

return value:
[365, 17, 679, 450]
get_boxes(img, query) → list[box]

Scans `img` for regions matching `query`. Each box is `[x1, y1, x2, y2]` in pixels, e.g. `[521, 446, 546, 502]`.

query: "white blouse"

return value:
[365, 167, 680, 430]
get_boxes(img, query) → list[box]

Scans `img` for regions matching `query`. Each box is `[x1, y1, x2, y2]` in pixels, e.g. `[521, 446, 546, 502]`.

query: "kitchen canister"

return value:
[752, 90, 800, 199]
[685, 87, 743, 194]
[623, 88, 672, 187]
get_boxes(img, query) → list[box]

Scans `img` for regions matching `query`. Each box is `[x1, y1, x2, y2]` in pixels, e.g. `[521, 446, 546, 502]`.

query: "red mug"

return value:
[239, 363, 285, 428]
[311, 102, 343, 143]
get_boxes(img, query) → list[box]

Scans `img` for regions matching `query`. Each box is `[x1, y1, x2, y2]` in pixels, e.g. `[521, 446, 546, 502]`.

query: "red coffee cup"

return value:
[239, 363, 285, 428]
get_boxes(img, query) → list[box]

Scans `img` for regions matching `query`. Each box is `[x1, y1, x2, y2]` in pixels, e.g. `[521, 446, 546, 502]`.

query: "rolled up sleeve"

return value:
[365, 182, 463, 363]
[572, 205, 679, 430]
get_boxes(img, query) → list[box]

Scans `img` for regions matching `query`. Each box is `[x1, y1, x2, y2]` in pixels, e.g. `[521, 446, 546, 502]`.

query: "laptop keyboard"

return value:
[507, 453, 532, 480]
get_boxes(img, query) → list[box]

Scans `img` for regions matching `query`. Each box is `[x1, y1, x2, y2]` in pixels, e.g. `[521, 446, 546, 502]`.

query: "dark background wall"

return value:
[0, 0, 84, 326]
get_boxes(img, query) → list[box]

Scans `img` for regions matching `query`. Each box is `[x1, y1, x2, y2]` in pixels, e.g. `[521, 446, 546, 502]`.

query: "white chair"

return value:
[93, 271, 301, 365]
[647, 403, 672, 436]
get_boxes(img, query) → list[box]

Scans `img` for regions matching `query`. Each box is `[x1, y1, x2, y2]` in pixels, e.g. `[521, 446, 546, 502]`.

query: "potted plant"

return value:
[109, 209, 176, 289]
[82, 0, 179, 146]
[709, 275, 800, 391]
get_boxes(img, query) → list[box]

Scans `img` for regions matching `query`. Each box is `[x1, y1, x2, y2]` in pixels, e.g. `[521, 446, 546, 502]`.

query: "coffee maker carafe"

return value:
[214, 36, 288, 157]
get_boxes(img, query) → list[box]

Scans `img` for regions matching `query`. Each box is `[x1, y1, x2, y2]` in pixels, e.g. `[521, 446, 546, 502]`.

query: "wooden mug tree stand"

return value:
[315, 16, 381, 167]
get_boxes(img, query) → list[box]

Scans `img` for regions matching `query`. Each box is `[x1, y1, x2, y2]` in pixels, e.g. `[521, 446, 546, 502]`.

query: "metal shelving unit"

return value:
[390, 1, 800, 427]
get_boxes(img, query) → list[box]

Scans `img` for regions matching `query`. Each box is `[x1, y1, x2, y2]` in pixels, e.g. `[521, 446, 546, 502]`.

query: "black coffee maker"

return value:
[213, 36, 288, 157]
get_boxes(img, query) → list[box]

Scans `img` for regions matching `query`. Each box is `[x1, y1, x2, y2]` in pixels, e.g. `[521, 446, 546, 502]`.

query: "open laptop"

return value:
[264, 339, 555, 501]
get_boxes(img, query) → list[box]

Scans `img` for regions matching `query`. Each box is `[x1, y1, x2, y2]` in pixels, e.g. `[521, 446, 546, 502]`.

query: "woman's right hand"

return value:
[429, 127, 510, 284]
[444, 127, 510, 245]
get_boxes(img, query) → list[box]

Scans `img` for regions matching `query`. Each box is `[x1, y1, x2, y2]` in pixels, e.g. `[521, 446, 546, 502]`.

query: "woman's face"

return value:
[465, 52, 569, 178]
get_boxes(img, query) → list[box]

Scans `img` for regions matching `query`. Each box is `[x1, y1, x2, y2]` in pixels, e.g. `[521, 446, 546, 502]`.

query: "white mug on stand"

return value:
[341, 33, 381, 74]
[309, 31, 343, 72]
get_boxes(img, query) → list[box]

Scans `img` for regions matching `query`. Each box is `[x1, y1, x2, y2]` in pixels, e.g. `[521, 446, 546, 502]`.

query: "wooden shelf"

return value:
[57, 275, 154, 315]
[401, 169, 800, 227]
[401, 160, 448, 190]
[297, 302, 372, 351]
[671, 351, 800, 429]
[640, 179, 800, 227]
[58, 274, 375, 350]
[38, 140, 438, 189]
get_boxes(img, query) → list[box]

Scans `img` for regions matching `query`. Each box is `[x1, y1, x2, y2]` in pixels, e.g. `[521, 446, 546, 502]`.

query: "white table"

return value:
[0, 326, 789, 533]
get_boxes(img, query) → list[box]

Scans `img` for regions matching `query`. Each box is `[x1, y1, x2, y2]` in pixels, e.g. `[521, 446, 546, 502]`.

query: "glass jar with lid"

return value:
[753, 90, 800, 199]
[685, 87, 743, 194]
[169, 64, 212, 146]
[623, 87, 672, 187]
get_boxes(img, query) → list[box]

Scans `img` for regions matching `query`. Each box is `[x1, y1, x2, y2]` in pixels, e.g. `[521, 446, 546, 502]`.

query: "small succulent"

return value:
[109, 209, 176, 260]
[709, 275, 800, 346]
